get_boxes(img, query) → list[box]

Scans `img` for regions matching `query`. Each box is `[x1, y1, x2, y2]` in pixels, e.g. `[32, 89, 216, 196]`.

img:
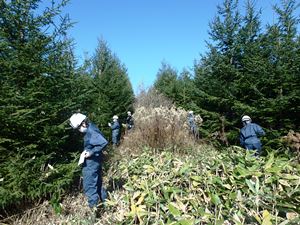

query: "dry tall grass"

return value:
[283, 130, 300, 160]
[0, 194, 97, 225]
[121, 89, 203, 154]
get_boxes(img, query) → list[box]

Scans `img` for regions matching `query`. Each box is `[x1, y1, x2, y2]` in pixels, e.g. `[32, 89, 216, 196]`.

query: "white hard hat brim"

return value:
[70, 113, 86, 129]
[242, 115, 251, 122]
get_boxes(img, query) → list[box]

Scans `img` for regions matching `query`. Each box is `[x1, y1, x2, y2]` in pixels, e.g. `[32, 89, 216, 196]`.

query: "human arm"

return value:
[84, 132, 108, 156]
[254, 124, 265, 137]
[127, 116, 134, 126]
[110, 121, 120, 130]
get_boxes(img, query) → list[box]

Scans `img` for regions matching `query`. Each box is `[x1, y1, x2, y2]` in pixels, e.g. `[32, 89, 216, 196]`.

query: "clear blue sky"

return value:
[60, 0, 292, 93]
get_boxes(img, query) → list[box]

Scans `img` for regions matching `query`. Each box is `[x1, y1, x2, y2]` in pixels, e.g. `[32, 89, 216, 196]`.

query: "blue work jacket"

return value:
[239, 123, 265, 148]
[84, 122, 108, 157]
[111, 121, 120, 136]
[188, 115, 196, 130]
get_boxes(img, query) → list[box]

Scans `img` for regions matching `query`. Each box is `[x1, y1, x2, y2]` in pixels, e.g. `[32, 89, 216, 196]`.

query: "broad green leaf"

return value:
[179, 165, 190, 175]
[215, 219, 224, 225]
[282, 174, 300, 180]
[136, 193, 146, 205]
[262, 210, 272, 225]
[178, 219, 194, 225]
[190, 176, 201, 182]
[233, 214, 243, 225]
[124, 184, 134, 191]
[264, 153, 274, 170]
[266, 166, 283, 174]
[192, 181, 200, 187]
[168, 202, 181, 217]
[236, 190, 243, 201]
[211, 193, 221, 205]
[223, 184, 232, 189]
[246, 179, 256, 193]
[212, 176, 223, 185]
[279, 179, 291, 187]
[143, 165, 155, 173]
[277, 202, 297, 209]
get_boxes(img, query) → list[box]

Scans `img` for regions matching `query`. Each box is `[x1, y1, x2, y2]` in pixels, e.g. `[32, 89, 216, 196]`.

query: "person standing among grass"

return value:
[239, 115, 265, 156]
[188, 111, 198, 139]
[69, 113, 108, 209]
[108, 115, 120, 147]
[126, 111, 134, 131]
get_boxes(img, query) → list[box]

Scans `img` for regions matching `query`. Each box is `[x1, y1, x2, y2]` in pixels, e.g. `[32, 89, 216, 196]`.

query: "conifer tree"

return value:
[176, 69, 196, 107]
[152, 0, 299, 144]
[154, 61, 179, 100]
[87, 39, 135, 136]
[192, 0, 244, 138]
[195, 0, 242, 105]
[259, 0, 300, 131]
[0, 0, 82, 209]
[234, 0, 264, 104]
[192, 0, 300, 142]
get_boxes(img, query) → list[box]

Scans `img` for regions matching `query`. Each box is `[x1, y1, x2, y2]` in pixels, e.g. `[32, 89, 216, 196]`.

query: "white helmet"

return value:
[241, 115, 251, 122]
[113, 115, 118, 120]
[69, 113, 86, 129]
[188, 111, 193, 114]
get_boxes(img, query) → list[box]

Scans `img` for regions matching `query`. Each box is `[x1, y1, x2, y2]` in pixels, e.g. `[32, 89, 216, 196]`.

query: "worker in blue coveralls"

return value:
[69, 113, 108, 209]
[239, 115, 265, 156]
[108, 115, 120, 147]
[126, 111, 134, 131]
[188, 111, 198, 138]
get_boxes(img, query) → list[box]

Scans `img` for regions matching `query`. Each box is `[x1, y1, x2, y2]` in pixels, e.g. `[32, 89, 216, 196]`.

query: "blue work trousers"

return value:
[82, 155, 106, 208]
[245, 142, 262, 156]
[112, 131, 119, 145]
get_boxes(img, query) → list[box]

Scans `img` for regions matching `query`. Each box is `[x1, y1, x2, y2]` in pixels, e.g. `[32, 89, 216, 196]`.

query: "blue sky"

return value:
[60, 0, 294, 93]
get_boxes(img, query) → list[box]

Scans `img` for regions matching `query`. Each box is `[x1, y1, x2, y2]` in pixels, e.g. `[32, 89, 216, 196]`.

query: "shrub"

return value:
[282, 130, 300, 160]
[121, 106, 202, 153]
[121, 88, 203, 153]
[102, 147, 300, 224]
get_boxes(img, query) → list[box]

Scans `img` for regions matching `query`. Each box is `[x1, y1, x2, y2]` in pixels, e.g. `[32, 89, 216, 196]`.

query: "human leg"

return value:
[82, 163, 101, 208]
[253, 142, 262, 156]
[245, 143, 261, 157]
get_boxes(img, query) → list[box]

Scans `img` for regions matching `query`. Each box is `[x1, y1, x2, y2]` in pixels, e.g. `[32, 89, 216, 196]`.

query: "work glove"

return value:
[78, 150, 87, 165]
[108, 122, 111, 127]
[84, 150, 92, 158]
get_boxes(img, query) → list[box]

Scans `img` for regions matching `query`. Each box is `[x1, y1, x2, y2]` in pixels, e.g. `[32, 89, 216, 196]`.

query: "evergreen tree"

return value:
[234, 0, 265, 105]
[0, 0, 82, 209]
[192, 0, 300, 143]
[195, 0, 242, 107]
[258, 0, 300, 131]
[87, 39, 135, 137]
[154, 61, 179, 100]
[192, 0, 244, 139]
[176, 69, 196, 107]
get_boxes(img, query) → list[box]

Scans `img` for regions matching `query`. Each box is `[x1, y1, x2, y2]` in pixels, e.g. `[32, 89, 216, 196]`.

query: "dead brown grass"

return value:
[0, 194, 94, 225]
[283, 130, 300, 160]
[119, 88, 203, 155]
[1, 192, 124, 224]
[120, 106, 203, 155]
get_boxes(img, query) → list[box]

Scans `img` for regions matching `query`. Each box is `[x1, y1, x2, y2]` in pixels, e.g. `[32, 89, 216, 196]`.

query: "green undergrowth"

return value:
[0, 152, 81, 215]
[102, 146, 300, 225]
